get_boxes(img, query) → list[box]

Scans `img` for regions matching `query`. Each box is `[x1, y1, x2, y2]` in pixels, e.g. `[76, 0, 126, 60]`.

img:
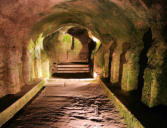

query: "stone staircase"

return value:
[56, 62, 89, 73]
[52, 62, 91, 78]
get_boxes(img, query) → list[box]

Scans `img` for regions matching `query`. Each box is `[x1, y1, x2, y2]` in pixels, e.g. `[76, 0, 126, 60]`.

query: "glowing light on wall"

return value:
[94, 72, 97, 78]
[92, 36, 99, 42]
[90, 35, 101, 55]
[93, 126, 98, 128]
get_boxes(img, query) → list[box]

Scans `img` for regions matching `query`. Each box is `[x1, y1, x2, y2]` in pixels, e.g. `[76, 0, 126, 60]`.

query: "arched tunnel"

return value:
[0, 0, 167, 128]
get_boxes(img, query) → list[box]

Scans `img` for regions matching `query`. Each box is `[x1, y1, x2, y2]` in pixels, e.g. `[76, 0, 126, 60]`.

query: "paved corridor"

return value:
[6, 79, 127, 128]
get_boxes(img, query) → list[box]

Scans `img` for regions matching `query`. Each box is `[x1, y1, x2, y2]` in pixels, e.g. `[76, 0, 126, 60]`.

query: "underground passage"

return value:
[0, 0, 167, 128]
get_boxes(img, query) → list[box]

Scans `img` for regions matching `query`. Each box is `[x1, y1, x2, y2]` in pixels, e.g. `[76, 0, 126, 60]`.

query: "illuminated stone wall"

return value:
[0, 0, 167, 108]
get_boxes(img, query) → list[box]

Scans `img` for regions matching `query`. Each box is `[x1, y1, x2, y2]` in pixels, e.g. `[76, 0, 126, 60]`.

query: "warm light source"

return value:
[93, 126, 98, 128]
[93, 72, 98, 78]
[92, 36, 99, 42]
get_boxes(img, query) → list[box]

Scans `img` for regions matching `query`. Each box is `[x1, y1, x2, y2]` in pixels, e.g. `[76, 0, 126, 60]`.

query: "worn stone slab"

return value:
[0, 80, 46, 127]
[99, 79, 144, 128]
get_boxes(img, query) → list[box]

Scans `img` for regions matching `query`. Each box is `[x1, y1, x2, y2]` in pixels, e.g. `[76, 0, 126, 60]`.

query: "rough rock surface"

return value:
[5, 80, 127, 128]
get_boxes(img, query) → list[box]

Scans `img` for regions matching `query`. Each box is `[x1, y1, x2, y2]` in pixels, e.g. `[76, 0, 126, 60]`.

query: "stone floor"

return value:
[5, 79, 127, 128]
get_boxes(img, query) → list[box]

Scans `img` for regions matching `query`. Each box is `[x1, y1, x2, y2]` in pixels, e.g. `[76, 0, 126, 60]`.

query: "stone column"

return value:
[22, 47, 31, 85]
[121, 50, 139, 91]
[7, 47, 22, 94]
[142, 40, 167, 107]
[110, 51, 121, 84]
[0, 46, 7, 97]
[104, 51, 110, 78]
[110, 40, 123, 84]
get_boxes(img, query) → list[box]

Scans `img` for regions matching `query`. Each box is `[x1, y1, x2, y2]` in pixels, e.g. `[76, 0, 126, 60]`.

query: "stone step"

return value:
[57, 65, 89, 68]
[57, 67, 89, 71]
[56, 70, 90, 73]
[55, 62, 90, 74]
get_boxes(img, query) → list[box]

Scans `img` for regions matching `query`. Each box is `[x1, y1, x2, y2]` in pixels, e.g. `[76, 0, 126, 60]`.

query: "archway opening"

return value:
[28, 25, 101, 80]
